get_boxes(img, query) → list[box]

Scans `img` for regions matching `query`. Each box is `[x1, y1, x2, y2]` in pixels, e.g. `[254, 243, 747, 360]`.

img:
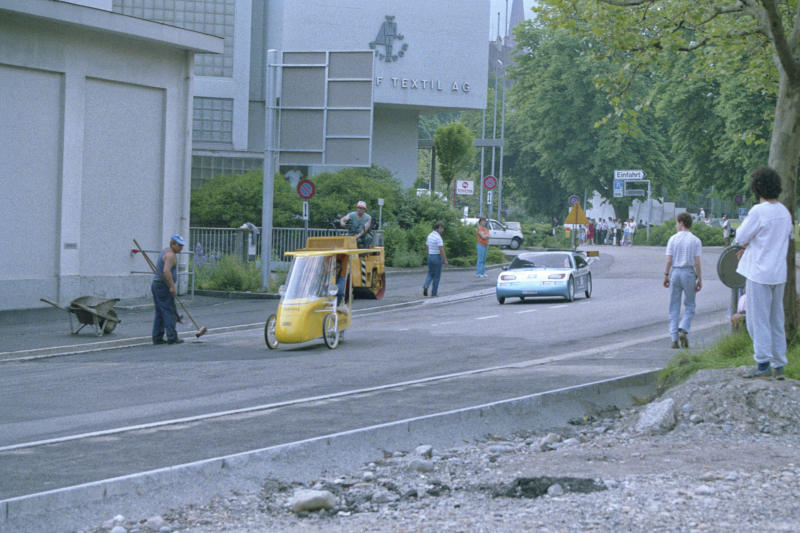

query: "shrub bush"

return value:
[634, 220, 724, 246]
[195, 255, 261, 292]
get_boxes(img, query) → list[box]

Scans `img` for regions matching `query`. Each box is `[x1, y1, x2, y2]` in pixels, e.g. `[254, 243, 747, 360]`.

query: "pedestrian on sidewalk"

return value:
[663, 212, 703, 349]
[423, 221, 448, 297]
[475, 217, 489, 278]
[722, 214, 732, 246]
[736, 166, 793, 380]
[151, 234, 185, 345]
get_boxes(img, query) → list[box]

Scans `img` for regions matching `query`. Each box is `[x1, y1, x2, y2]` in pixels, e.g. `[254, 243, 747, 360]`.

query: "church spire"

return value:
[507, 0, 525, 50]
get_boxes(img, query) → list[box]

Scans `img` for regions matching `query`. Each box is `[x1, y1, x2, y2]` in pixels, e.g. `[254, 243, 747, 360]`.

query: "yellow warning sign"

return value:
[564, 202, 589, 226]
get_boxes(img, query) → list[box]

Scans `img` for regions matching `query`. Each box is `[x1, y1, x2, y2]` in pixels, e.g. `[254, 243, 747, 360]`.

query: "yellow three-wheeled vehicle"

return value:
[264, 247, 379, 349]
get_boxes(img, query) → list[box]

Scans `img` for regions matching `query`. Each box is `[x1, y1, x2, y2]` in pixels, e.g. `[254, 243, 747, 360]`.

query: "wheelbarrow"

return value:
[40, 296, 121, 336]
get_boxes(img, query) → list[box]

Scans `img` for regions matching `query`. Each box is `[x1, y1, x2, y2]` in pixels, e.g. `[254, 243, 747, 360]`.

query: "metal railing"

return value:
[131, 249, 195, 297]
[189, 226, 384, 268]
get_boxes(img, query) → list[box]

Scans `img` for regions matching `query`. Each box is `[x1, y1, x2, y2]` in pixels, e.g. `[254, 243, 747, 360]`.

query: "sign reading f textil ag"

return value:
[614, 169, 645, 180]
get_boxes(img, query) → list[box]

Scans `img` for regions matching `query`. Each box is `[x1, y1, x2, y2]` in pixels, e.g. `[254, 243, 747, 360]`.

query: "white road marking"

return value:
[476, 315, 499, 320]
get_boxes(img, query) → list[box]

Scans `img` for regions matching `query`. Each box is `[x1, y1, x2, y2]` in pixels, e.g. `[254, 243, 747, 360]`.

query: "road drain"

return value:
[488, 476, 607, 498]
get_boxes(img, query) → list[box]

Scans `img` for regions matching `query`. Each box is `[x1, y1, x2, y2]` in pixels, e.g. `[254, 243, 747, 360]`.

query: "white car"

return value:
[462, 218, 524, 250]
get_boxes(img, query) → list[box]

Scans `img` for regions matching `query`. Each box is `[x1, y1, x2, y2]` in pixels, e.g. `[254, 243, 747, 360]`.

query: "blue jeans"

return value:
[151, 281, 178, 342]
[476, 244, 488, 276]
[424, 254, 443, 296]
[668, 267, 696, 341]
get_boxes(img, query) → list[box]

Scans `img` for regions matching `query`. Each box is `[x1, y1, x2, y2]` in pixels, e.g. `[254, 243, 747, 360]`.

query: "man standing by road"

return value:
[152, 234, 184, 345]
[663, 213, 702, 349]
[423, 221, 448, 297]
[340, 200, 373, 248]
[736, 166, 793, 379]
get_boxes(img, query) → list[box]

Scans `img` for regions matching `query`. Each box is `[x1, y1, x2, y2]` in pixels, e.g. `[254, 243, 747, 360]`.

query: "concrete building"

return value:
[109, 0, 489, 189]
[0, 0, 488, 311]
[0, 0, 222, 310]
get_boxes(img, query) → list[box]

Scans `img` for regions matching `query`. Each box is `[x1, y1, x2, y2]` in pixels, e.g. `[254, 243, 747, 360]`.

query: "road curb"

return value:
[0, 370, 658, 533]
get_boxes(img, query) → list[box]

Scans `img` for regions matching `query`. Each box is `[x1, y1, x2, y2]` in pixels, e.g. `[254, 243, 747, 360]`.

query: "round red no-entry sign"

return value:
[297, 179, 315, 199]
[484, 175, 497, 190]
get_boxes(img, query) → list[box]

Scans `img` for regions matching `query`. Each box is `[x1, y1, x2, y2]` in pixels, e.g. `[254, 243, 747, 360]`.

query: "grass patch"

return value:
[656, 327, 800, 395]
[195, 255, 262, 292]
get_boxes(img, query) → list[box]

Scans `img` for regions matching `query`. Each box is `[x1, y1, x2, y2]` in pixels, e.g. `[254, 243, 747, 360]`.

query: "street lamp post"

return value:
[497, 58, 506, 221]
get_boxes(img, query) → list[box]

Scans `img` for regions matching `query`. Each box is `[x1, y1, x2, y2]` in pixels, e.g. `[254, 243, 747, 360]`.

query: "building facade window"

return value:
[191, 155, 262, 188]
[112, 0, 235, 77]
[193, 97, 233, 143]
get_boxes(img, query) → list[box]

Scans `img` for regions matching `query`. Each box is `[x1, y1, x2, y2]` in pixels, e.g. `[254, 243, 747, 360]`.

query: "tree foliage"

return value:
[506, 22, 671, 218]
[434, 122, 476, 203]
[535, 0, 798, 331]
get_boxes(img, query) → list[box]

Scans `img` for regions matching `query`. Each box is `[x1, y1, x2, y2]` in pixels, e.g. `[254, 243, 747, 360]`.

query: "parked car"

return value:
[495, 250, 592, 304]
[461, 217, 524, 249]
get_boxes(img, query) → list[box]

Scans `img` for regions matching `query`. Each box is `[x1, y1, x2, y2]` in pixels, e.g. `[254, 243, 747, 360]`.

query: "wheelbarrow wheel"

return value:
[322, 313, 339, 349]
[102, 309, 119, 334]
[265, 314, 279, 349]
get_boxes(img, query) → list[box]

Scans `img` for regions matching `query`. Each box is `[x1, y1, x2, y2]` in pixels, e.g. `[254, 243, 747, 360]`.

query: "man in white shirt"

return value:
[423, 221, 448, 297]
[736, 166, 794, 379]
[664, 212, 703, 349]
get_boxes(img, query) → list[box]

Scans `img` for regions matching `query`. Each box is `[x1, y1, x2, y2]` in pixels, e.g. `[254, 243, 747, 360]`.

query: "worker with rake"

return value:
[151, 235, 185, 345]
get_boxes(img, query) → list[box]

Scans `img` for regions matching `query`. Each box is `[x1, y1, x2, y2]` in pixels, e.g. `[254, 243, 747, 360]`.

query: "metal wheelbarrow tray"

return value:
[40, 296, 121, 336]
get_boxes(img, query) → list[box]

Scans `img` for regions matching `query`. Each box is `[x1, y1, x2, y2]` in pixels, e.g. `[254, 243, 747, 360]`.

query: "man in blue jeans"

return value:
[423, 221, 448, 297]
[663, 213, 703, 349]
[151, 234, 185, 345]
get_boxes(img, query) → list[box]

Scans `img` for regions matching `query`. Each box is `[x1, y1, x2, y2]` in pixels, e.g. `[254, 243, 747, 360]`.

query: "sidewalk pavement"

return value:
[0, 294, 271, 360]
[0, 265, 504, 361]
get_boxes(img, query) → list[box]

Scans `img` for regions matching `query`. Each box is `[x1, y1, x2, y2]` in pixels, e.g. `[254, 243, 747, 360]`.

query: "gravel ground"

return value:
[84, 368, 800, 533]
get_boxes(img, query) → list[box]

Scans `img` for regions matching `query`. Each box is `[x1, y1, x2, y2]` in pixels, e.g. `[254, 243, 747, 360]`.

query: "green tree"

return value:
[308, 166, 404, 229]
[507, 23, 671, 219]
[537, 0, 799, 332]
[434, 122, 476, 205]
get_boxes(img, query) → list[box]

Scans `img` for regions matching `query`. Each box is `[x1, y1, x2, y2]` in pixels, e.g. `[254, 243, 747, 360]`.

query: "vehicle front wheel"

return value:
[585, 274, 592, 298]
[322, 313, 339, 349]
[497, 296, 505, 304]
[566, 277, 575, 302]
[509, 238, 522, 250]
[265, 314, 279, 349]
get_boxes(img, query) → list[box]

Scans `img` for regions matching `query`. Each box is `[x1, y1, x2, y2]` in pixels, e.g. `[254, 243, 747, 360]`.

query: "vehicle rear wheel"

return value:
[566, 277, 575, 302]
[497, 297, 505, 304]
[265, 314, 279, 349]
[509, 238, 522, 250]
[372, 269, 386, 299]
[585, 274, 592, 298]
[322, 313, 339, 349]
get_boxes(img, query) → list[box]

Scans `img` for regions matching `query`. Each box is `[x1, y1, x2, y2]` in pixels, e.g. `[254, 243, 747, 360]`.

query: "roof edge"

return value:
[0, 0, 223, 54]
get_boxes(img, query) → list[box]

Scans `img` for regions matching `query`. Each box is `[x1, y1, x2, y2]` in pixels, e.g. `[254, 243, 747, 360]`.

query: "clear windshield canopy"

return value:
[283, 255, 335, 300]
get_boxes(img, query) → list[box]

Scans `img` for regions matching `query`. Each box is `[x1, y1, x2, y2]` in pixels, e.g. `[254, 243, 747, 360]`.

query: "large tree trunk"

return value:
[767, 70, 800, 337]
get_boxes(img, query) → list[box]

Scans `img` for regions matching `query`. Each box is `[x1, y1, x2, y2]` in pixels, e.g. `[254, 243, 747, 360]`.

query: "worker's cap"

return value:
[356, 201, 367, 208]
[171, 234, 185, 246]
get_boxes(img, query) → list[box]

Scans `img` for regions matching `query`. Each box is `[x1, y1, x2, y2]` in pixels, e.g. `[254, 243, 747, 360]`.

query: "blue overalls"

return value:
[151, 250, 179, 343]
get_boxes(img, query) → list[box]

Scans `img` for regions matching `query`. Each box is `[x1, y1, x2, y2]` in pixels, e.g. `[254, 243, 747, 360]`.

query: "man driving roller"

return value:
[339, 200, 373, 248]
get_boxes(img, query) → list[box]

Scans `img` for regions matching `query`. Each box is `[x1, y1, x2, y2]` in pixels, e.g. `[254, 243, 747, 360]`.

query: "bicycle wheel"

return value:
[265, 314, 279, 349]
[322, 313, 339, 349]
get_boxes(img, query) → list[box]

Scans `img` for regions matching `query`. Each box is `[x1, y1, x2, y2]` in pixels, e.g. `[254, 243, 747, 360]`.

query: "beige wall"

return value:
[0, 5, 213, 309]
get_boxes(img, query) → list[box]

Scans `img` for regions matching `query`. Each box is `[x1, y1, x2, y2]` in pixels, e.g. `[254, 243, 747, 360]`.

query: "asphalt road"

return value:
[0, 245, 735, 500]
